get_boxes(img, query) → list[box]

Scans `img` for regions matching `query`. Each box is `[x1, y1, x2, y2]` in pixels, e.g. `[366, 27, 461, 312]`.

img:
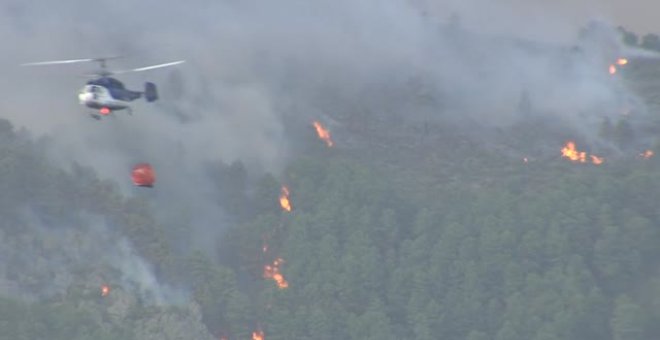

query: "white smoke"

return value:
[0, 207, 188, 306]
[111, 238, 188, 306]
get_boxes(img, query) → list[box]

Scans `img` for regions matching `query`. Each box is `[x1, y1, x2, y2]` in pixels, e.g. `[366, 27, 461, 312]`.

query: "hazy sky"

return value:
[422, 0, 659, 42]
[535, 0, 660, 34]
[598, 0, 660, 33]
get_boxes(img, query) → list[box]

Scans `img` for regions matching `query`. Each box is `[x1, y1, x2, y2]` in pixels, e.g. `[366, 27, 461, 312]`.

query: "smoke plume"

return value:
[0, 0, 654, 297]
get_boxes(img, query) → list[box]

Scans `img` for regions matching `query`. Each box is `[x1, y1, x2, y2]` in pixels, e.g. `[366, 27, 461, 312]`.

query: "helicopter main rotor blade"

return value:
[20, 56, 123, 67]
[112, 60, 186, 74]
[21, 58, 97, 66]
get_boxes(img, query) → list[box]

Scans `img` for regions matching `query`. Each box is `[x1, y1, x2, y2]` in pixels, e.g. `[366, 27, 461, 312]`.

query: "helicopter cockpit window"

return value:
[107, 78, 125, 89]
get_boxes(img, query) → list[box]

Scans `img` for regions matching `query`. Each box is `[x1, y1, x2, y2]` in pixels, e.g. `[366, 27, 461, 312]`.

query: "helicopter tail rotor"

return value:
[144, 82, 158, 102]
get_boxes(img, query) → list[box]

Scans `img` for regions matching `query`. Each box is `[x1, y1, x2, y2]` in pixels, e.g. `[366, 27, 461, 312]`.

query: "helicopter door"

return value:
[89, 86, 99, 100]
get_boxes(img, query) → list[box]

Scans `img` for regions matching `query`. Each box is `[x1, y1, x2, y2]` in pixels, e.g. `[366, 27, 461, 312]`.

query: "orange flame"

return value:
[590, 155, 604, 165]
[263, 258, 289, 289]
[252, 330, 264, 340]
[312, 121, 334, 147]
[609, 58, 628, 75]
[640, 150, 654, 159]
[561, 141, 603, 165]
[561, 141, 587, 163]
[279, 186, 292, 212]
[101, 284, 110, 297]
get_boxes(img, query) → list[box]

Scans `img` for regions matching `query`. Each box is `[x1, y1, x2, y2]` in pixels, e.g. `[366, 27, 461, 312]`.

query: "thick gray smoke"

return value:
[0, 208, 186, 306]
[0, 0, 651, 300]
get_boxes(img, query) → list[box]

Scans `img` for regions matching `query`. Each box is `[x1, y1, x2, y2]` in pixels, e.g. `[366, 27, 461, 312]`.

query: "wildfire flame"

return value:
[312, 121, 333, 147]
[609, 64, 617, 75]
[640, 150, 654, 159]
[279, 186, 292, 212]
[561, 141, 586, 163]
[252, 330, 264, 340]
[590, 155, 604, 165]
[101, 284, 110, 297]
[561, 141, 603, 165]
[263, 258, 289, 289]
[609, 58, 628, 75]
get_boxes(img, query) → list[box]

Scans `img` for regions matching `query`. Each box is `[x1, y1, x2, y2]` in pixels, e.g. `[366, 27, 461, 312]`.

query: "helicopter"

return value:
[21, 57, 185, 120]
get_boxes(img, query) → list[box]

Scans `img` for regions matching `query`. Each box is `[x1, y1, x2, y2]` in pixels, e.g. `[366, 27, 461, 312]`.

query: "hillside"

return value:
[0, 119, 217, 340]
[204, 120, 660, 340]
[2, 14, 660, 340]
[211, 52, 660, 339]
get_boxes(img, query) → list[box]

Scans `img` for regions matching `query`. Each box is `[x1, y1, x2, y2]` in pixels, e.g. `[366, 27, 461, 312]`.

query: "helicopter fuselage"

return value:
[78, 77, 142, 114]
[21, 57, 177, 118]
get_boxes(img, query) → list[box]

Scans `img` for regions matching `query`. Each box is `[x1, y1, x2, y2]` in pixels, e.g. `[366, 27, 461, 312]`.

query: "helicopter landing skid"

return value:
[90, 113, 102, 120]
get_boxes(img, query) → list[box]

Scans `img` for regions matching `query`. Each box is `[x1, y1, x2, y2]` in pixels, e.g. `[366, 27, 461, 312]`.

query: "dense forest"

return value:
[1, 111, 659, 339]
[2, 18, 660, 340]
